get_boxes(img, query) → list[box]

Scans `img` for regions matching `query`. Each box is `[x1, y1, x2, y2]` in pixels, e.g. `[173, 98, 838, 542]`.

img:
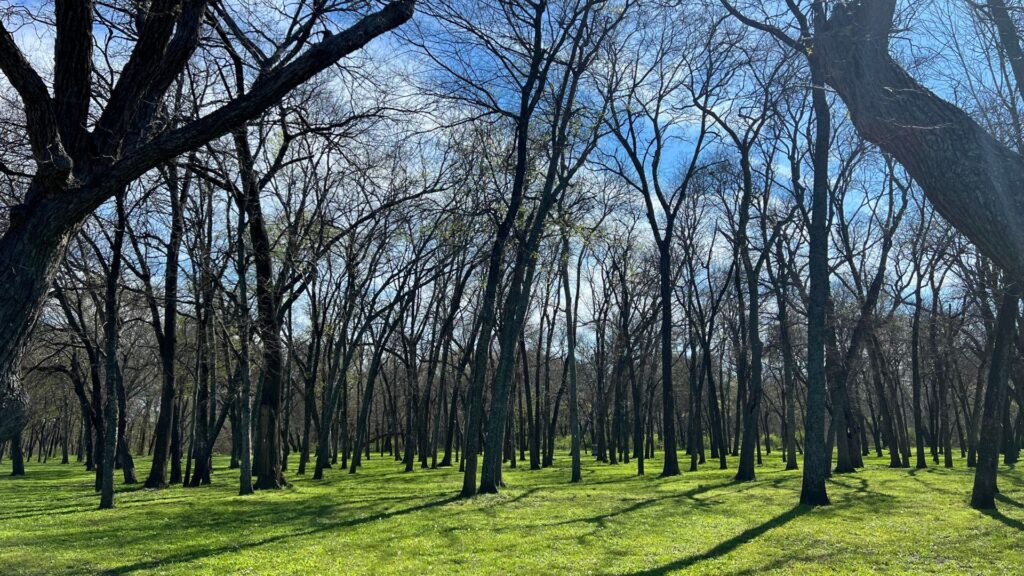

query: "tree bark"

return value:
[774, 239, 799, 471]
[561, 234, 582, 483]
[143, 168, 186, 487]
[817, 2, 1024, 281]
[9, 432, 24, 476]
[99, 194, 125, 509]
[971, 285, 1018, 509]
[658, 243, 681, 477]
[800, 54, 831, 507]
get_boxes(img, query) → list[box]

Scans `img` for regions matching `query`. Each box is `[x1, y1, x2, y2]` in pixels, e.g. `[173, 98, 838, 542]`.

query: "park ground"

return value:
[1, 452, 1022, 575]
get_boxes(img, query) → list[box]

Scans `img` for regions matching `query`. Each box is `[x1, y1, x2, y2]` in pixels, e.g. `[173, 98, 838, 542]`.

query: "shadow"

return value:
[1004, 474, 1024, 489]
[525, 475, 639, 491]
[995, 493, 1024, 510]
[827, 477, 887, 499]
[497, 487, 541, 506]
[726, 551, 825, 576]
[540, 480, 735, 530]
[679, 481, 733, 504]
[0, 492, 217, 522]
[0, 467, 83, 482]
[0, 504, 109, 522]
[901, 468, 961, 497]
[979, 507, 1024, 531]
[620, 505, 809, 575]
[100, 495, 460, 575]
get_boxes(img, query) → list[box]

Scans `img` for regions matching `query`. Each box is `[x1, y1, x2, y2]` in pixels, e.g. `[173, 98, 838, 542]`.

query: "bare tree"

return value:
[0, 0, 416, 445]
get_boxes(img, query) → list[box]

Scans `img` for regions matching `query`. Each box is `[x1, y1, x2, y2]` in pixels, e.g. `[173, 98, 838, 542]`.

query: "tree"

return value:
[971, 283, 1019, 508]
[599, 4, 718, 476]
[99, 194, 126, 509]
[722, 0, 834, 507]
[128, 164, 189, 489]
[741, 0, 1024, 509]
[0, 0, 416, 446]
[813, 1, 1024, 280]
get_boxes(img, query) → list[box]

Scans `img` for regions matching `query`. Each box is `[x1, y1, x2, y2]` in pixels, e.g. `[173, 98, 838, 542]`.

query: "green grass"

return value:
[1, 451, 1022, 575]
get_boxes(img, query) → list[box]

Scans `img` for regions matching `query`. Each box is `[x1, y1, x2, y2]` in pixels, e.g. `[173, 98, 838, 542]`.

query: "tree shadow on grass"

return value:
[995, 493, 1023, 510]
[98, 495, 460, 575]
[619, 505, 809, 575]
[724, 550, 832, 576]
[494, 486, 542, 506]
[903, 468, 962, 496]
[0, 466, 83, 483]
[539, 480, 736, 530]
[544, 472, 804, 533]
[979, 506, 1024, 531]
[0, 489, 217, 522]
[827, 476, 894, 501]
[0, 505, 100, 522]
[1003, 473, 1024, 489]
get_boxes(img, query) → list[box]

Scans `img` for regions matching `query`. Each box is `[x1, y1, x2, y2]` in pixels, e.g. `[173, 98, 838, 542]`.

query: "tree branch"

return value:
[0, 22, 68, 173]
[103, 0, 415, 195]
[53, 0, 95, 159]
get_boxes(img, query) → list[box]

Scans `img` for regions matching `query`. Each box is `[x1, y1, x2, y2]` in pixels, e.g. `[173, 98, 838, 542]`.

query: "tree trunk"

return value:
[0, 184, 79, 445]
[658, 243, 681, 477]
[561, 233, 582, 483]
[116, 375, 137, 484]
[774, 239, 799, 471]
[143, 174, 184, 488]
[800, 55, 831, 507]
[99, 194, 126, 509]
[817, 2, 1024, 281]
[735, 151, 764, 483]
[9, 432, 24, 476]
[971, 286, 1018, 509]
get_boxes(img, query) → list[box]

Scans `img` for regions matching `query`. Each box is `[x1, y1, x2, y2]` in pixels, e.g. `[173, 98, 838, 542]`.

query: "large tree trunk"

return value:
[0, 182, 83, 444]
[231, 130, 286, 490]
[479, 241, 544, 493]
[233, 204, 255, 495]
[774, 240, 799, 471]
[561, 235, 581, 483]
[9, 432, 24, 476]
[169, 398, 184, 484]
[297, 361, 316, 476]
[187, 190, 216, 488]
[461, 180, 519, 497]
[818, 2, 1024, 280]
[116, 373, 137, 484]
[911, 276, 929, 469]
[143, 172, 185, 488]
[735, 152, 764, 483]
[799, 55, 832, 507]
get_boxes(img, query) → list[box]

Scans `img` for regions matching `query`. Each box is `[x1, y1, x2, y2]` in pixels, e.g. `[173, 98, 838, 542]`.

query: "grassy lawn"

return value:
[1, 452, 1022, 575]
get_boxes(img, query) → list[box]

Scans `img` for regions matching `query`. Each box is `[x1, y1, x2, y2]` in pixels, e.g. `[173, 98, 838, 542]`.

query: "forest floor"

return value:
[1, 452, 1022, 575]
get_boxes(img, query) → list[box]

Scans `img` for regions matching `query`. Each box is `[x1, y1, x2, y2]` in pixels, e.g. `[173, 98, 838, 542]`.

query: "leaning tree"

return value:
[0, 1, 416, 459]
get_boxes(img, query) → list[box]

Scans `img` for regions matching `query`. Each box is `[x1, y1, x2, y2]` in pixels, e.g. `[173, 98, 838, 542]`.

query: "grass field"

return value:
[1, 451, 1022, 575]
